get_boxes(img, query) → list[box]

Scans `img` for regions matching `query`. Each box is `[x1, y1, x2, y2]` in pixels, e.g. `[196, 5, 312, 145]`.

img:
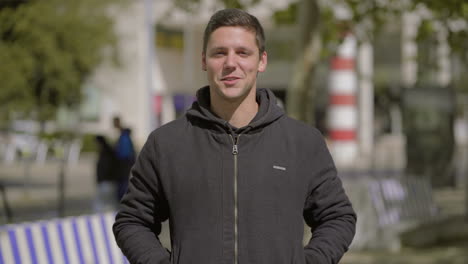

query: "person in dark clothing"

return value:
[95, 135, 115, 183]
[113, 8, 356, 264]
[113, 116, 136, 200]
[94, 135, 119, 211]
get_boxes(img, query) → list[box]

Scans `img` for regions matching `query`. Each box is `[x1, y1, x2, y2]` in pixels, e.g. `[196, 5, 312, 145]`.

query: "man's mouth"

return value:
[221, 76, 240, 85]
[221, 76, 240, 81]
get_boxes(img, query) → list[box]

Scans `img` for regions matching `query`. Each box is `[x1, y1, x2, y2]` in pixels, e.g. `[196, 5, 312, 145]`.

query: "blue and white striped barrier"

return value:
[0, 212, 127, 264]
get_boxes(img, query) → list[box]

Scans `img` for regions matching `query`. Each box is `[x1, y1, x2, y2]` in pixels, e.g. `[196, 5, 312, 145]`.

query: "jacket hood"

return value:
[186, 86, 285, 133]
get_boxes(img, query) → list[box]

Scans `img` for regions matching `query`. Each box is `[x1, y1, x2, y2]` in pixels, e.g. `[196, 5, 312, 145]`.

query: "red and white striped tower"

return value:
[327, 33, 358, 168]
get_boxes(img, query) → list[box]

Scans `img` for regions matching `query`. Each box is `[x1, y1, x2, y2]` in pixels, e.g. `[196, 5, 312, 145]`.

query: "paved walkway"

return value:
[0, 155, 98, 223]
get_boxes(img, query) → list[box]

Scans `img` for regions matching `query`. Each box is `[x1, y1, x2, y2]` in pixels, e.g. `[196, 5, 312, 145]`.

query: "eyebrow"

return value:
[208, 46, 254, 53]
[209, 47, 227, 52]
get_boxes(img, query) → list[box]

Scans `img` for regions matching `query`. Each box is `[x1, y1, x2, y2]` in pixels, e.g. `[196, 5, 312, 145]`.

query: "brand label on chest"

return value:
[273, 165, 286, 171]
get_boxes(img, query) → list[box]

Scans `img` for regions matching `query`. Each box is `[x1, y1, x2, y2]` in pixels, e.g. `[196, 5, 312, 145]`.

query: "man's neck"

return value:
[210, 90, 258, 129]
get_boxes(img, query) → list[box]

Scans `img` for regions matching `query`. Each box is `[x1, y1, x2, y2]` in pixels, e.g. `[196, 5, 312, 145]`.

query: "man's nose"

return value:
[224, 53, 236, 69]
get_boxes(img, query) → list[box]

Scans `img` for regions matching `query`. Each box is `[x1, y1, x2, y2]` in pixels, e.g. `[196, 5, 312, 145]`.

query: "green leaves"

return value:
[0, 0, 120, 122]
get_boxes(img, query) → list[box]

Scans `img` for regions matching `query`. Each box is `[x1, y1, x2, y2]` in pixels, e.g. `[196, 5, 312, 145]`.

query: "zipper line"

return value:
[229, 134, 240, 264]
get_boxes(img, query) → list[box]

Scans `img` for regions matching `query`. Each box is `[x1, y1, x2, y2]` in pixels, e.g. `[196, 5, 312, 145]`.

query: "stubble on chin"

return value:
[219, 85, 253, 103]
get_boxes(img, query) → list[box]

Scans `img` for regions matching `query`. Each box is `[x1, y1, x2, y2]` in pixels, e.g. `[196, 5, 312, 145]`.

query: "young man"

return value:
[113, 8, 356, 264]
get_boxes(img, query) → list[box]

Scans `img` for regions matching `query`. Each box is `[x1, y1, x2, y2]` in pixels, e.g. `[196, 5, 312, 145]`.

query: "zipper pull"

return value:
[232, 144, 238, 155]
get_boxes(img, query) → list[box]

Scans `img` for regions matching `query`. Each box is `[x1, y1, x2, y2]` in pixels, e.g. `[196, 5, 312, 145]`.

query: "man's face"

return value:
[202, 26, 267, 103]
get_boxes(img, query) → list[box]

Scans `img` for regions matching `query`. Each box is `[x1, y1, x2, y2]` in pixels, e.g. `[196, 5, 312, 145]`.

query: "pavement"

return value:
[0, 155, 98, 223]
[1, 148, 467, 263]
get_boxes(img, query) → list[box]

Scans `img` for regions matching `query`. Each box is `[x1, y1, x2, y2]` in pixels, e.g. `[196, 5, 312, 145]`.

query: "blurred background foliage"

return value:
[0, 0, 126, 128]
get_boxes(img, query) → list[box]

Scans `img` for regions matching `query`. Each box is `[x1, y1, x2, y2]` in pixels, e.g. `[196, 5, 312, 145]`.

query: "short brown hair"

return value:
[203, 8, 265, 55]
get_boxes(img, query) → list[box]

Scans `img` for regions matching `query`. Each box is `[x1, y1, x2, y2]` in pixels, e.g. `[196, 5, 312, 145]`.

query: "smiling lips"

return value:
[221, 76, 240, 86]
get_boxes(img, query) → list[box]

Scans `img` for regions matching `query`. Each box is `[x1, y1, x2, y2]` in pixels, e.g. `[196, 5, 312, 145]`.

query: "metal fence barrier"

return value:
[369, 176, 439, 227]
[0, 212, 127, 264]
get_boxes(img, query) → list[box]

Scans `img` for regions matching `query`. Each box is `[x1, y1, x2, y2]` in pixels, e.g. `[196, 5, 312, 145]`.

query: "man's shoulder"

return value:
[147, 116, 189, 143]
[278, 116, 331, 157]
[280, 116, 323, 138]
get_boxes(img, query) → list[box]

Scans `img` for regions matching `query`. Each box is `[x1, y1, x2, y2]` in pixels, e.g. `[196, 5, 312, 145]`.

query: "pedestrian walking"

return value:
[112, 116, 136, 200]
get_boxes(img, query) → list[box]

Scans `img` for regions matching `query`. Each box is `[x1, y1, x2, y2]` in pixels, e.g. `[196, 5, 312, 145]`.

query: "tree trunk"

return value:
[286, 0, 322, 124]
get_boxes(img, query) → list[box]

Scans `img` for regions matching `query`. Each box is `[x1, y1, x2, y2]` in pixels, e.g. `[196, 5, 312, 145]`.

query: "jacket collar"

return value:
[186, 86, 285, 133]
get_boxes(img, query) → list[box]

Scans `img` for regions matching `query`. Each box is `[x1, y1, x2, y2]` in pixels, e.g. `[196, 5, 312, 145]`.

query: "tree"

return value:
[277, 0, 468, 124]
[0, 0, 123, 126]
[0, 0, 127, 217]
[285, 0, 322, 124]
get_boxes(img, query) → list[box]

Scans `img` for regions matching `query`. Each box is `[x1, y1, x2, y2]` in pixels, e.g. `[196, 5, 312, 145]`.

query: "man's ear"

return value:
[202, 52, 207, 71]
[258, 51, 267, 73]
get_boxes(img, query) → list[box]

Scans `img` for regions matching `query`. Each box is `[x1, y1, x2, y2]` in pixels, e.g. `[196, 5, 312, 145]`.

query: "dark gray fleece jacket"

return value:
[113, 86, 356, 264]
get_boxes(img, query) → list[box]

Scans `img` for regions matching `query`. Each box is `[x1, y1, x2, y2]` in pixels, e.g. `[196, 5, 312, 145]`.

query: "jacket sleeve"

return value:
[113, 132, 170, 264]
[303, 131, 357, 264]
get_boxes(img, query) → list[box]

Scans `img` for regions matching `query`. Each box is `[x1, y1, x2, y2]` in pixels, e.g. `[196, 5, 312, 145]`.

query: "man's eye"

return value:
[212, 51, 226, 56]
